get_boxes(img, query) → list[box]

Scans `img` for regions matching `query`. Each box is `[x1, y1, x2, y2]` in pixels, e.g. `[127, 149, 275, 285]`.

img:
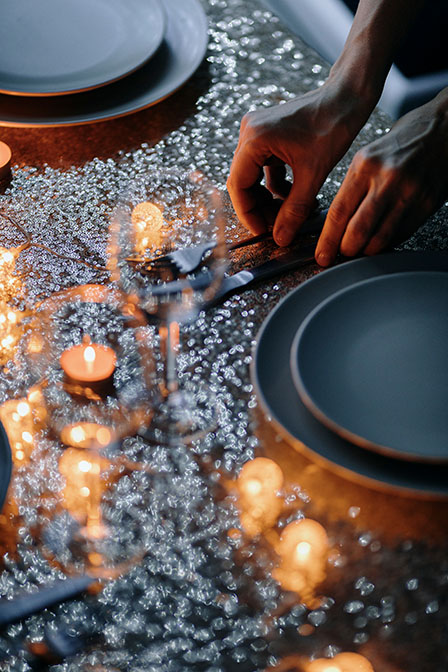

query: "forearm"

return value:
[328, 0, 426, 106]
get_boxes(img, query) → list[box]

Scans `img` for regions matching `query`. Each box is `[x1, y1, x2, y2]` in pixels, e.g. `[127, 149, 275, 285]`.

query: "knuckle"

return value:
[327, 199, 349, 223]
[282, 201, 309, 222]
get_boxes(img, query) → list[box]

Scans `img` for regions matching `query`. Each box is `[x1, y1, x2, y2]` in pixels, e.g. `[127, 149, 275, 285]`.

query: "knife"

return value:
[145, 241, 319, 304]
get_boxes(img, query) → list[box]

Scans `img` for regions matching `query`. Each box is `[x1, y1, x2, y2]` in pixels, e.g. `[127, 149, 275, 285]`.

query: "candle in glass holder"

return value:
[132, 201, 164, 255]
[272, 518, 329, 604]
[237, 457, 284, 536]
[60, 340, 116, 397]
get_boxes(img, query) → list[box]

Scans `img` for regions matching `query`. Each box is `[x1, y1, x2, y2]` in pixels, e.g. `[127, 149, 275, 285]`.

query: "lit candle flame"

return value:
[273, 518, 329, 605]
[84, 345, 96, 373]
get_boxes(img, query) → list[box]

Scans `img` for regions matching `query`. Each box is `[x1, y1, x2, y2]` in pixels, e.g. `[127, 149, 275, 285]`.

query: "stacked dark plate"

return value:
[0, 0, 208, 126]
[253, 251, 448, 498]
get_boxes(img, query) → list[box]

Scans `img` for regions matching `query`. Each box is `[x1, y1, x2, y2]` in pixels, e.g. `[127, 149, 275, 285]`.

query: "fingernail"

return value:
[275, 228, 293, 246]
[316, 251, 332, 267]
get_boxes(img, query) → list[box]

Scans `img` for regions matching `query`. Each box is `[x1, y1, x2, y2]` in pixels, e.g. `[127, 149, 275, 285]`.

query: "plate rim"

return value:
[290, 270, 448, 463]
[251, 251, 448, 500]
[0, 0, 208, 127]
[0, 0, 167, 97]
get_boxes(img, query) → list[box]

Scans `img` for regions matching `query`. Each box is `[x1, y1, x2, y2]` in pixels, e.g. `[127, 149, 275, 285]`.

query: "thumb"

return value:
[272, 182, 316, 246]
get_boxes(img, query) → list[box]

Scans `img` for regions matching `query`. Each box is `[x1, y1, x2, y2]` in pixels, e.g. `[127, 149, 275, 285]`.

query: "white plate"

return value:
[0, 0, 166, 96]
[252, 251, 448, 499]
[0, 0, 207, 126]
[291, 271, 448, 462]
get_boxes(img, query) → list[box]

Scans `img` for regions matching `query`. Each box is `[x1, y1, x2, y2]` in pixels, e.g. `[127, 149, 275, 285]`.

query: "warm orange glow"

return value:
[132, 201, 165, 255]
[17, 402, 30, 417]
[0, 392, 44, 465]
[306, 653, 374, 672]
[60, 342, 116, 383]
[237, 458, 284, 536]
[59, 447, 110, 534]
[295, 540, 312, 562]
[60, 422, 113, 450]
[273, 518, 329, 605]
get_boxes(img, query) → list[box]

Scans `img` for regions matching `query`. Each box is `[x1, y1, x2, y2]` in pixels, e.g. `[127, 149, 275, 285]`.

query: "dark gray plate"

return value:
[0, 0, 207, 126]
[0, 0, 166, 96]
[0, 421, 12, 512]
[252, 251, 448, 499]
[291, 271, 448, 462]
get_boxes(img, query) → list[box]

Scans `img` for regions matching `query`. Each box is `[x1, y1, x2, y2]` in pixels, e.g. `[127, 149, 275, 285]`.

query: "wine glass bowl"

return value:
[108, 168, 227, 445]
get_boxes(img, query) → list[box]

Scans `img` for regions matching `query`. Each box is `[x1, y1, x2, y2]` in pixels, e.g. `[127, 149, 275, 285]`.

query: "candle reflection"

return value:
[273, 518, 329, 606]
[306, 653, 374, 672]
[59, 447, 110, 540]
[237, 457, 284, 536]
[132, 201, 165, 255]
[60, 422, 113, 450]
[0, 387, 46, 465]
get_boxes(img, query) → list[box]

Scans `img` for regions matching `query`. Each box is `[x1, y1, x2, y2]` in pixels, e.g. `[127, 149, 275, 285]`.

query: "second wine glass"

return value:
[108, 168, 227, 446]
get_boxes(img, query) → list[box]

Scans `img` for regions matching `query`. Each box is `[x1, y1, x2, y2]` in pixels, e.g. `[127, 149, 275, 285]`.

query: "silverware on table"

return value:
[130, 208, 328, 276]
[144, 241, 318, 309]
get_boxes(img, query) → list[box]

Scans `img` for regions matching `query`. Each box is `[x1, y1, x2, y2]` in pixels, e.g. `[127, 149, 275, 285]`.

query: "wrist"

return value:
[327, 45, 386, 112]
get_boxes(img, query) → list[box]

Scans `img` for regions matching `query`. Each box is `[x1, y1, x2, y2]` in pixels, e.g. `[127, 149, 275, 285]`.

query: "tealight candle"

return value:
[131, 201, 164, 255]
[237, 457, 284, 536]
[272, 518, 329, 604]
[60, 342, 116, 384]
[306, 653, 374, 672]
[0, 141, 11, 187]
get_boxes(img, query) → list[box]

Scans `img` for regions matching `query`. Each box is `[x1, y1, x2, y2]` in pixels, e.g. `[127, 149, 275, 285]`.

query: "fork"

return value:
[129, 208, 327, 275]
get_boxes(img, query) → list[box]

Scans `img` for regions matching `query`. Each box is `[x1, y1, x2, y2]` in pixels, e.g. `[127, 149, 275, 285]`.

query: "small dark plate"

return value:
[291, 271, 448, 462]
[252, 251, 448, 499]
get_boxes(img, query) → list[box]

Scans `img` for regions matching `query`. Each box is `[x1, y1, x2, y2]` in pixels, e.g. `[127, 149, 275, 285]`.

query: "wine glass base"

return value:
[140, 388, 217, 446]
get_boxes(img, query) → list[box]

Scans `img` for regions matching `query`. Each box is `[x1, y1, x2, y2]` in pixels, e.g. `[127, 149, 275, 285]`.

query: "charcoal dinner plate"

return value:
[0, 0, 207, 126]
[0, 0, 166, 96]
[0, 421, 12, 512]
[252, 251, 448, 498]
[291, 271, 448, 462]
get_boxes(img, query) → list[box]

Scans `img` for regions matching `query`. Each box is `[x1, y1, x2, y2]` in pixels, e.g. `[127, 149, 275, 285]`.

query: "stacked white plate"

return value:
[0, 0, 208, 126]
[252, 251, 448, 498]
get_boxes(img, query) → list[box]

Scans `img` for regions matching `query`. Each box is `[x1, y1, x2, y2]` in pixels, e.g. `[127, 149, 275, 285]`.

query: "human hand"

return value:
[315, 94, 448, 266]
[227, 82, 374, 246]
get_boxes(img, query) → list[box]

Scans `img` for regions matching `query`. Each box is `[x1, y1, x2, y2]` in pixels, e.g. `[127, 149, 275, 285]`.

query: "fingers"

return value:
[315, 171, 367, 266]
[272, 177, 318, 246]
[264, 163, 291, 199]
[227, 131, 276, 234]
[363, 202, 422, 255]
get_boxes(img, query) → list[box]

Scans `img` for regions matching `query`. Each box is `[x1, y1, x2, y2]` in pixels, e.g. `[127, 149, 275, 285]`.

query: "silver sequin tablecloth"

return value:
[0, 1, 447, 670]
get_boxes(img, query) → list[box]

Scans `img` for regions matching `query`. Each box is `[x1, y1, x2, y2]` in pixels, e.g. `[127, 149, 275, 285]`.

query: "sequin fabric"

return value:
[0, 1, 447, 670]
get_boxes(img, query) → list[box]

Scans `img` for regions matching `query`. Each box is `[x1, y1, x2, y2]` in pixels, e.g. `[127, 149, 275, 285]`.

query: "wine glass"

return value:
[18, 285, 157, 578]
[108, 168, 227, 446]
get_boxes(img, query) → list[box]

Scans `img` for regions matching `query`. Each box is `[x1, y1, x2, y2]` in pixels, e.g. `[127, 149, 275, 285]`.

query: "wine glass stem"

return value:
[159, 321, 180, 398]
